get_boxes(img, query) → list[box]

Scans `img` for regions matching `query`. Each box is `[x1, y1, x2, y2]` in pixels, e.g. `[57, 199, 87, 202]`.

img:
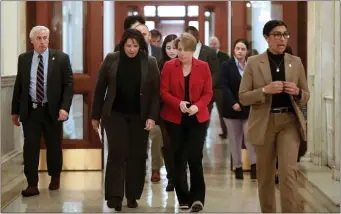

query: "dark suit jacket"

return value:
[198, 44, 220, 90]
[221, 57, 249, 119]
[217, 51, 230, 66]
[91, 52, 160, 122]
[114, 43, 161, 62]
[160, 58, 213, 124]
[11, 49, 74, 122]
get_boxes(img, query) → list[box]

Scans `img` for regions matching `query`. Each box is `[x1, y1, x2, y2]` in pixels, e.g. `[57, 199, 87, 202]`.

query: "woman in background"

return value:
[157, 34, 178, 191]
[221, 39, 257, 180]
[91, 29, 160, 211]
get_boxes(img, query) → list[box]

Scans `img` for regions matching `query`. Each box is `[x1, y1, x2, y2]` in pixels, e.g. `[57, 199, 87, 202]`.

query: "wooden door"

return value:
[26, 1, 104, 170]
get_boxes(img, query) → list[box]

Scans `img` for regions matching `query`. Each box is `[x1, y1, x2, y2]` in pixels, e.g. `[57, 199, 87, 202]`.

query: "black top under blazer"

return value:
[220, 57, 250, 120]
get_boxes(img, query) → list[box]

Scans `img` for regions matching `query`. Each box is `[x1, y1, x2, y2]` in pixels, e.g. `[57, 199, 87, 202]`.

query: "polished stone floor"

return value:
[1, 106, 340, 213]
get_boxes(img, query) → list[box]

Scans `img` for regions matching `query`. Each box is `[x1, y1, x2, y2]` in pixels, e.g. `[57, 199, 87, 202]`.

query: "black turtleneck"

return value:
[267, 49, 292, 108]
[112, 52, 141, 114]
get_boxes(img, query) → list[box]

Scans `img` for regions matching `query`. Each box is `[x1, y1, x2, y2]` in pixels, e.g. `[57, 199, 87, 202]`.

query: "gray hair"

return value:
[29, 26, 50, 39]
[210, 36, 220, 45]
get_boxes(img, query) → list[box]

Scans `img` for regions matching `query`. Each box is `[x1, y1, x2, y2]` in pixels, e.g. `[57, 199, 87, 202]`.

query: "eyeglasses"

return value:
[270, 32, 290, 40]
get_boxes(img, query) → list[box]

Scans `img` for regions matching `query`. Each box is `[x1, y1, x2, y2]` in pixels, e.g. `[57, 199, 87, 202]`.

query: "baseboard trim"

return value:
[1, 149, 22, 164]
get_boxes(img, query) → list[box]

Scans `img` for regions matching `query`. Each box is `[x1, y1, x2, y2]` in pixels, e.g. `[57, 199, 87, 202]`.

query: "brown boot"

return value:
[21, 185, 40, 197]
[49, 176, 60, 190]
[150, 170, 160, 183]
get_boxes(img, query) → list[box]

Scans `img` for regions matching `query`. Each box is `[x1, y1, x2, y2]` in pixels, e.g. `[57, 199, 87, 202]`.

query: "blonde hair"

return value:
[174, 33, 197, 52]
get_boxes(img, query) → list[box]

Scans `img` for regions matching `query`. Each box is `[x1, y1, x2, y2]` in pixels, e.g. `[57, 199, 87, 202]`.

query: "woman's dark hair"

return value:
[233, 39, 250, 51]
[119, 29, 148, 56]
[284, 45, 293, 55]
[123, 15, 146, 30]
[158, 34, 178, 71]
[161, 34, 178, 61]
[263, 20, 288, 36]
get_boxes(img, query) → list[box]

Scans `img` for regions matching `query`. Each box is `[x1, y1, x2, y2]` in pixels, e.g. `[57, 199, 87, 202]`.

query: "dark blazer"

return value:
[115, 43, 161, 62]
[221, 57, 249, 119]
[160, 58, 213, 124]
[11, 49, 74, 122]
[198, 44, 220, 90]
[91, 52, 160, 122]
[217, 51, 230, 66]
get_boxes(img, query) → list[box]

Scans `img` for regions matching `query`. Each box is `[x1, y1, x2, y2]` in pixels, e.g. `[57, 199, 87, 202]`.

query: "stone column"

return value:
[307, 1, 324, 166]
[332, 1, 340, 181]
[307, 2, 341, 176]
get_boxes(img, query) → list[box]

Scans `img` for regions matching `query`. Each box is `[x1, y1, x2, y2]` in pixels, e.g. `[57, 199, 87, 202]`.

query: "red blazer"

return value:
[160, 58, 213, 124]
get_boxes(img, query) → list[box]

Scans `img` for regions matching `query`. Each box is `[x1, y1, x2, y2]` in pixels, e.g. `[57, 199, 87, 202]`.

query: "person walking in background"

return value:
[114, 15, 146, 52]
[221, 39, 256, 180]
[239, 20, 310, 213]
[91, 29, 160, 211]
[135, 23, 163, 183]
[209, 36, 229, 139]
[11, 26, 74, 197]
[150, 29, 163, 47]
[160, 33, 213, 212]
[157, 34, 179, 191]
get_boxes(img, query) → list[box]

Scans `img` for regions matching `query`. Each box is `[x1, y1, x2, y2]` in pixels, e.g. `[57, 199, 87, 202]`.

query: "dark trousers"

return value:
[103, 111, 149, 201]
[158, 119, 173, 180]
[22, 104, 63, 185]
[208, 88, 227, 135]
[165, 118, 207, 205]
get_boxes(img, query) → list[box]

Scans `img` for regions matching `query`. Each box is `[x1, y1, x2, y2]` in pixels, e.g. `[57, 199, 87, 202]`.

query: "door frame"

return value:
[26, 1, 104, 170]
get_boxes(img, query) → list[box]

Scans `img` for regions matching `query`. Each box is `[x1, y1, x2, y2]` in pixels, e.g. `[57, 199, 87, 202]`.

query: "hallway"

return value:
[1, 107, 339, 213]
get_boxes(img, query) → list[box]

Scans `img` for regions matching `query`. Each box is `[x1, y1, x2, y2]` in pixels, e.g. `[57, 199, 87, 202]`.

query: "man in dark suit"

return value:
[209, 36, 230, 139]
[185, 26, 220, 131]
[135, 24, 162, 61]
[11, 26, 74, 197]
[135, 23, 163, 183]
[114, 15, 146, 52]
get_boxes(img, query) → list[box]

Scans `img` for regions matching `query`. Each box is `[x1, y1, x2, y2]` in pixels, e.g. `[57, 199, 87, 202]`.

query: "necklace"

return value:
[268, 57, 284, 72]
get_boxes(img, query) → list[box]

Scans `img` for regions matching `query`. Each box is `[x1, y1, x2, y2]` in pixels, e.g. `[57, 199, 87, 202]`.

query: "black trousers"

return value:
[208, 88, 227, 135]
[165, 118, 207, 205]
[22, 104, 63, 185]
[103, 111, 149, 201]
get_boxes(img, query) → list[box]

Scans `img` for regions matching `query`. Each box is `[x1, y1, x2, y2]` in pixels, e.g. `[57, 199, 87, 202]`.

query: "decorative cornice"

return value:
[1, 75, 16, 88]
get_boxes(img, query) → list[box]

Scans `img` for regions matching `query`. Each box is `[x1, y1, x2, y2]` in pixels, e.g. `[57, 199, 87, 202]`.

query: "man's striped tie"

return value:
[36, 55, 44, 104]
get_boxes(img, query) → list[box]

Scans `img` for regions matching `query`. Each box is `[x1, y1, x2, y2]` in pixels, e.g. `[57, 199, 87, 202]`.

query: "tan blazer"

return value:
[239, 52, 310, 146]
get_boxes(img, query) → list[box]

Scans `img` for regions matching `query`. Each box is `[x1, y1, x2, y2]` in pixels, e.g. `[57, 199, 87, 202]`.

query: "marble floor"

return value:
[1, 106, 340, 213]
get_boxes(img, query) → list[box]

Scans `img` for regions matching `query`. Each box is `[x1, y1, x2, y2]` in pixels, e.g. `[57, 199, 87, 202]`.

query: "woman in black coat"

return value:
[221, 39, 256, 180]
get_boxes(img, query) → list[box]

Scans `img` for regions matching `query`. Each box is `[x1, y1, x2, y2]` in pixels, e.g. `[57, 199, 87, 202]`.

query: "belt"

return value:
[270, 107, 294, 114]
[31, 102, 48, 109]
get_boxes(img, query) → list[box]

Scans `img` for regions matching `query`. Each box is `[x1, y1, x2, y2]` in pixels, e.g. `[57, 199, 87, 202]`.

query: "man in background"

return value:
[114, 15, 146, 52]
[209, 36, 229, 139]
[135, 24, 163, 183]
[150, 29, 162, 47]
[185, 26, 220, 132]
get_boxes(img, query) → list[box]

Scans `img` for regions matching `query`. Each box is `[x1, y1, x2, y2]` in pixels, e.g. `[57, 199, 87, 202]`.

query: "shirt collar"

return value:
[33, 48, 49, 59]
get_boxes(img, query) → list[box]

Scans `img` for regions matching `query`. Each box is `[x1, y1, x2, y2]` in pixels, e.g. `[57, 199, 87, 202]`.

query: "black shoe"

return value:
[219, 133, 227, 139]
[275, 174, 279, 184]
[190, 201, 203, 212]
[166, 179, 174, 191]
[251, 164, 257, 180]
[235, 167, 244, 180]
[107, 197, 122, 211]
[127, 199, 138, 208]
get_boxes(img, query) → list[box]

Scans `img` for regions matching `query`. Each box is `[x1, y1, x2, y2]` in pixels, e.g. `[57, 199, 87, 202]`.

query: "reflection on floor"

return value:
[1, 106, 340, 213]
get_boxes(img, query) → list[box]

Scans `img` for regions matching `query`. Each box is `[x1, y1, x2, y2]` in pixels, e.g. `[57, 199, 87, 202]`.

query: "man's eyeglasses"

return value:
[270, 32, 290, 40]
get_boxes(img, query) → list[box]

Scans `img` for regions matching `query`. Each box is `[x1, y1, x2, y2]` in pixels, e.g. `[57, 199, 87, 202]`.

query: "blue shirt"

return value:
[234, 56, 245, 77]
[29, 49, 49, 103]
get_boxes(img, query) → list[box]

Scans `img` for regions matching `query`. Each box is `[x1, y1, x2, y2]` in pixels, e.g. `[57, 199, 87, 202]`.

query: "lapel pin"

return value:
[52, 57, 55, 60]
[289, 64, 291, 67]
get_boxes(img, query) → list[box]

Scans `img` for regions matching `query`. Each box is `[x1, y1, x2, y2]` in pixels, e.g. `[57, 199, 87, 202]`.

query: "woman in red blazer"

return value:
[160, 33, 213, 213]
